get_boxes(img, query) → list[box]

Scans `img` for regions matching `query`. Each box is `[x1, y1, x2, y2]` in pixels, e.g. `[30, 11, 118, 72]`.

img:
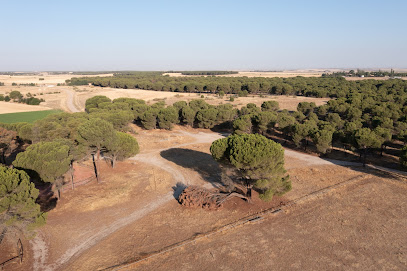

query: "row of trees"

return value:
[67, 72, 407, 99]
[0, 90, 44, 105]
[323, 69, 407, 78]
[0, 103, 142, 233]
[84, 93, 407, 167]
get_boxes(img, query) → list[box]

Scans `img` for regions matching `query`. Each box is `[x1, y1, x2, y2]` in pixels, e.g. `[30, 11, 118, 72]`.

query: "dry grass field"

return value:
[0, 73, 113, 86]
[0, 101, 52, 114]
[2, 126, 405, 271]
[1, 83, 330, 114]
[163, 70, 333, 78]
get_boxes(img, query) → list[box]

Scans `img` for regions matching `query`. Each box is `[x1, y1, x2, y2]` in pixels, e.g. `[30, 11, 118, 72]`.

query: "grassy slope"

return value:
[0, 110, 62, 123]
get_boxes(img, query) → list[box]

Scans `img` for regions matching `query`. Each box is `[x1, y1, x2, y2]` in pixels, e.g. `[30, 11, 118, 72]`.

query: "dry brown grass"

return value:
[163, 70, 333, 78]
[0, 73, 113, 86]
[0, 101, 52, 114]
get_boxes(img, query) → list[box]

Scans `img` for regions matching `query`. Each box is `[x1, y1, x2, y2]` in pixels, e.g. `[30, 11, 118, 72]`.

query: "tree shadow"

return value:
[160, 148, 223, 188]
[33, 180, 58, 212]
[172, 182, 187, 200]
[16, 168, 59, 212]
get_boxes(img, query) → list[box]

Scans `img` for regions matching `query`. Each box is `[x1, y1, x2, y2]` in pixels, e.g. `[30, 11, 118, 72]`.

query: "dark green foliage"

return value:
[253, 111, 277, 134]
[210, 134, 290, 201]
[180, 106, 196, 126]
[189, 99, 209, 112]
[261, 100, 279, 111]
[400, 146, 407, 170]
[77, 118, 115, 154]
[297, 102, 316, 116]
[140, 109, 158, 130]
[90, 110, 134, 130]
[196, 108, 218, 129]
[9, 90, 23, 100]
[239, 103, 260, 116]
[313, 129, 333, 154]
[85, 95, 112, 112]
[105, 132, 139, 167]
[157, 106, 179, 130]
[13, 141, 71, 184]
[233, 115, 253, 135]
[0, 166, 46, 233]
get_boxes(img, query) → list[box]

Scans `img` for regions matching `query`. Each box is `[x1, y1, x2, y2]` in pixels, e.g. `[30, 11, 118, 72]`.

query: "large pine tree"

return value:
[210, 134, 291, 201]
[0, 166, 46, 234]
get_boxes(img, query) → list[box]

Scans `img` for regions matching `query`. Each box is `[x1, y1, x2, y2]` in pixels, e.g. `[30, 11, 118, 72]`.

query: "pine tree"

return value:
[105, 132, 139, 168]
[210, 134, 291, 201]
[13, 141, 71, 198]
[0, 166, 46, 234]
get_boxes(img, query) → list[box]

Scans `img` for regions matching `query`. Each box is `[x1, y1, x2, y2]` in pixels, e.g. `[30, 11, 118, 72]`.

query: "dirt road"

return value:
[29, 130, 365, 271]
[30, 130, 223, 271]
[62, 88, 81, 113]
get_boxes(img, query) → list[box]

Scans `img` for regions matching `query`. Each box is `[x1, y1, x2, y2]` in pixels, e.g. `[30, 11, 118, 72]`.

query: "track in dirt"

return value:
[29, 129, 378, 271]
[62, 89, 81, 113]
[30, 130, 223, 271]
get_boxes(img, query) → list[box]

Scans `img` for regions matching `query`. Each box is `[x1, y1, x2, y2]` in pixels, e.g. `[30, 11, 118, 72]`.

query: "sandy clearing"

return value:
[0, 101, 52, 114]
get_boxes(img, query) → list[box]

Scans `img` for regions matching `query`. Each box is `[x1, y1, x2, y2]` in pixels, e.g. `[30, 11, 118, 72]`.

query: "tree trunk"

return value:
[245, 180, 252, 202]
[92, 153, 100, 183]
[0, 150, 5, 164]
[112, 157, 116, 168]
[363, 147, 367, 167]
[70, 162, 74, 190]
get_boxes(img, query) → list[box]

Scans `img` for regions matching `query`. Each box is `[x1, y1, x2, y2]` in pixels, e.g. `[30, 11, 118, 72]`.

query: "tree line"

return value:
[84, 91, 407, 167]
[0, 104, 140, 234]
[323, 69, 407, 78]
[0, 90, 44, 105]
[67, 72, 407, 99]
[2, 76, 407, 234]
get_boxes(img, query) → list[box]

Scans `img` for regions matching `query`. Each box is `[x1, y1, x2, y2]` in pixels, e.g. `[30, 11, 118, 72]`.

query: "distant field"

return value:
[0, 73, 113, 86]
[0, 109, 62, 123]
[0, 101, 52, 114]
[163, 70, 327, 78]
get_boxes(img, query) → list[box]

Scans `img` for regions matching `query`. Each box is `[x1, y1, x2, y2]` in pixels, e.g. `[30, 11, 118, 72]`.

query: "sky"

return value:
[1, 0, 406, 71]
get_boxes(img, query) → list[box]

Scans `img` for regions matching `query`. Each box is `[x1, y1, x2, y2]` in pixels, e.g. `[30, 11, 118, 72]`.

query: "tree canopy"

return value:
[210, 134, 291, 201]
[0, 166, 46, 233]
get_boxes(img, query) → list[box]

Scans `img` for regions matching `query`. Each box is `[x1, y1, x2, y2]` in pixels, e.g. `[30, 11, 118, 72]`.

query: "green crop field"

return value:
[0, 110, 62, 123]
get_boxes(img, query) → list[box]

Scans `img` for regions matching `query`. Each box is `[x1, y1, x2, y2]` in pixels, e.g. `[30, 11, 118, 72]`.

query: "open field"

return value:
[163, 70, 333, 78]
[0, 73, 113, 86]
[2, 126, 405, 271]
[163, 70, 407, 80]
[132, 176, 407, 271]
[0, 101, 52, 114]
[0, 84, 330, 113]
[0, 110, 62, 123]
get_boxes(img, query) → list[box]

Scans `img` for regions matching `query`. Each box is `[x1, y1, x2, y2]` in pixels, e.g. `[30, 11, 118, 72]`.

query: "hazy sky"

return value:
[1, 0, 406, 71]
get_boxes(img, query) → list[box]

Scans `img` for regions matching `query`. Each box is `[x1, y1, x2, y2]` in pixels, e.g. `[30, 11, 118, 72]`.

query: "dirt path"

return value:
[30, 130, 223, 271]
[29, 130, 366, 271]
[62, 88, 81, 113]
[284, 149, 361, 168]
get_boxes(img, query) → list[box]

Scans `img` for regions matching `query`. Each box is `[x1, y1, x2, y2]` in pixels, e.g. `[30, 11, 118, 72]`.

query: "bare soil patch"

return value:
[0, 73, 113, 86]
[129, 176, 407, 271]
[0, 101, 52, 114]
